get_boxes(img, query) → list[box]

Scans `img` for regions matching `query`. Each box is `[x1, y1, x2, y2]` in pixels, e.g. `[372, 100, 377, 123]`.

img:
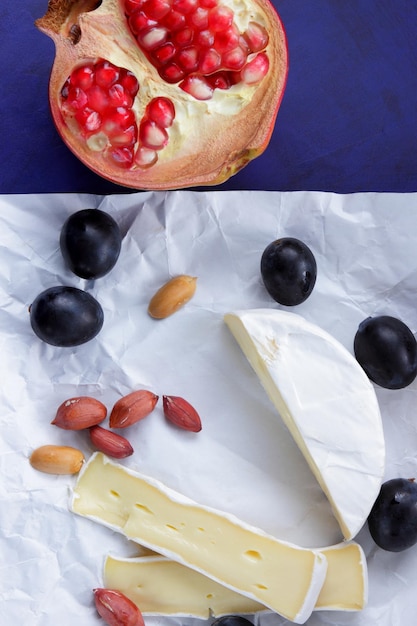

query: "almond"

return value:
[109, 390, 158, 429]
[89, 425, 134, 459]
[162, 395, 202, 432]
[148, 275, 197, 319]
[52, 396, 107, 430]
[30, 444, 85, 474]
[93, 588, 145, 626]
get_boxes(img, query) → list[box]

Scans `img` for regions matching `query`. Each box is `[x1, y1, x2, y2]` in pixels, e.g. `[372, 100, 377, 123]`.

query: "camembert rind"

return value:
[71, 452, 327, 624]
[224, 309, 385, 540]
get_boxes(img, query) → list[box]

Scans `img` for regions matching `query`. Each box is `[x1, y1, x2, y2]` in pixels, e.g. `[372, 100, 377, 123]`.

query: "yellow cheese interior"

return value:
[72, 453, 326, 623]
[316, 543, 367, 611]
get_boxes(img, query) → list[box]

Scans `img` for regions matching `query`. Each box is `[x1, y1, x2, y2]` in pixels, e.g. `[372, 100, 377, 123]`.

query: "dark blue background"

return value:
[2, 1, 417, 194]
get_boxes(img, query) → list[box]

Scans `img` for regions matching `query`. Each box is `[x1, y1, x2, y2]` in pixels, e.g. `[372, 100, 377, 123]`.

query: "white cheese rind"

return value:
[71, 453, 327, 624]
[104, 555, 267, 617]
[224, 309, 385, 540]
[103, 542, 368, 617]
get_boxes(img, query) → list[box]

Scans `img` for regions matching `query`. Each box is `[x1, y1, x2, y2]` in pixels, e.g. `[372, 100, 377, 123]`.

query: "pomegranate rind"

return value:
[36, 0, 288, 190]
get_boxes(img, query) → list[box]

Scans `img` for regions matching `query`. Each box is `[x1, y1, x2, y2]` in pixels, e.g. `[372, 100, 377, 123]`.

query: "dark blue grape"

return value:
[368, 478, 417, 552]
[60, 208, 122, 279]
[30, 286, 104, 347]
[354, 315, 417, 389]
[260, 237, 317, 306]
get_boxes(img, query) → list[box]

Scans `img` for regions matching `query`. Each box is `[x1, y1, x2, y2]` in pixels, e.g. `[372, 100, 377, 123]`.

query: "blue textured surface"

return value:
[2, 1, 417, 193]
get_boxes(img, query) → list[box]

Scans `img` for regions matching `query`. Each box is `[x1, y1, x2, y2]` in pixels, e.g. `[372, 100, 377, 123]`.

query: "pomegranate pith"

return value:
[36, 0, 288, 189]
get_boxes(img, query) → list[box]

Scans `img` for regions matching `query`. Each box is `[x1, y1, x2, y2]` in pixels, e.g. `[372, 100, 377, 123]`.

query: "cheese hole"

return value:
[197, 527, 205, 532]
[206, 594, 213, 599]
[255, 583, 268, 590]
[109, 490, 120, 498]
[135, 503, 154, 514]
[166, 524, 179, 531]
[244, 550, 262, 561]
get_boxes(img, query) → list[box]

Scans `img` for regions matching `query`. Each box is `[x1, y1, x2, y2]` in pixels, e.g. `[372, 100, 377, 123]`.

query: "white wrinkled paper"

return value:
[1, 190, 417, 625]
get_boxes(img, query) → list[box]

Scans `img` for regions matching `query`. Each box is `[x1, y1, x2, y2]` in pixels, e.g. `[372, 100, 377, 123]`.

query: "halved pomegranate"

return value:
[36, 0, 288, 189]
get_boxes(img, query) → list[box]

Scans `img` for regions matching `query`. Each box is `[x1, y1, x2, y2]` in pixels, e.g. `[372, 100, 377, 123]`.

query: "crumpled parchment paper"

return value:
[2, 190, 417, 625]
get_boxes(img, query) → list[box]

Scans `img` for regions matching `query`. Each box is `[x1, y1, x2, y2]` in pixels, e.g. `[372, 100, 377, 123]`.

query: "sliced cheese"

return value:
[103, 541, 367, 617]
[104, 555, 266, 617]
[224, 309, 385, 540]
[71, 452, 327, 624]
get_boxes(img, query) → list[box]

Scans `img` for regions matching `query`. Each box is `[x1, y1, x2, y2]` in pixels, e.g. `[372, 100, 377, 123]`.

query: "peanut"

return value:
[29, 445, 85, 474]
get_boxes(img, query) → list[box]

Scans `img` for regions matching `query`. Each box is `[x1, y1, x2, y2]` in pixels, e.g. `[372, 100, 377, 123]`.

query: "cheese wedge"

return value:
[71, 453, 327, 624]
[224, 309, 385, 540]
[103, 541, 367, 617]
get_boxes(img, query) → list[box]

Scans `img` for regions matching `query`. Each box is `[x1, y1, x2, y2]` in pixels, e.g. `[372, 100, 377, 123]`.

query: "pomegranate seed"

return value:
[176, 45, 199, 72]
[199, 0, 216, 7]
[119, 69, 140, 97]
[63, 86, 88, 112]
[188, 6, 209, 30]
[207, 70, 231, 89]
[208, 6, 233, 32]
[75, 108, 102, 133]
[240, 51, 269, 84]
[222, 45, 247, 70]
[214, 24, 239, 52]
[174, 27, 194, 47]
[158, 63, 185, 83]
[152, 41, 177, 64]
[137, 26, 169, 50]
[147, 97, 175, 127]
[140, 119, 169, 149]
[124, 0, 145, 14]
[143, 0, 172, 20]
[199, 47, 221, 74]
[111, 124, 138, 146]
[243, 21, 269, 52]
[108, 83, 133, 108]
[136, 145, 158, 168]
[109, 146, 135, 168]
[162, 9, 186, 30]
[102, 107, 136, 136]
[174, 0, 198, 14]
[196, 29, 214, 47]
[87, 85, 110, 112]
[129, 11, 158, 34]
[95, 60, 120, 88]
[180, 74, 213, 100]
[70, 64, 95, 90]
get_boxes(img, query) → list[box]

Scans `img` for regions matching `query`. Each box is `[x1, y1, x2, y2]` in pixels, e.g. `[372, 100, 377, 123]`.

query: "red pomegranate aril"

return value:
[109, 146, 135, 167]
[140, 119, 169, 149]
[180, 74, 213, 100]
[222, 45, 247, 70]
[143, 0, 172, 20]
[136, 145, 158, 168]
[70, 64, 95, 90]
[243, 20, 269, 52]
[208, 6, 233, 32]
[199, 47, 221, 74]
[125, 0, 145, 15]
[174, 0, 198, 14]
[152, 41, 177, 64]
[102, 107, 136, 135]
[108, 83, 133, 107]
[159, 62, 185, 82]
[119, 69, 140, 97]
[75, 108, 102, 133]
[199, 0, 217, 7]
[163, 9, 186, 31]
[87, 84, 111, 112]
[196, 29, 214, 47]
[63, 86, 88, 111]
[207, 70, 231, 89]
[240, 51, 269, 84]
[174, 27, 194, 47]
[176, 46, 199, 72]
[214, 24, 239, 52]
[188, 6, 209, 30]
[129, 11, 158, 34]
[95, 59, 120, 88]
[137, 25, 169, 50]
[111, 124, 138, 146]
[147, 96, 175, 127]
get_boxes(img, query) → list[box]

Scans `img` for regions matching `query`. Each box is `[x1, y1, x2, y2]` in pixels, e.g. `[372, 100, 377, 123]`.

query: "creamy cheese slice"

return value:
[103, 541, 367, 617]
[71, 452, 327, 624]
[224, 309, 385, 540]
